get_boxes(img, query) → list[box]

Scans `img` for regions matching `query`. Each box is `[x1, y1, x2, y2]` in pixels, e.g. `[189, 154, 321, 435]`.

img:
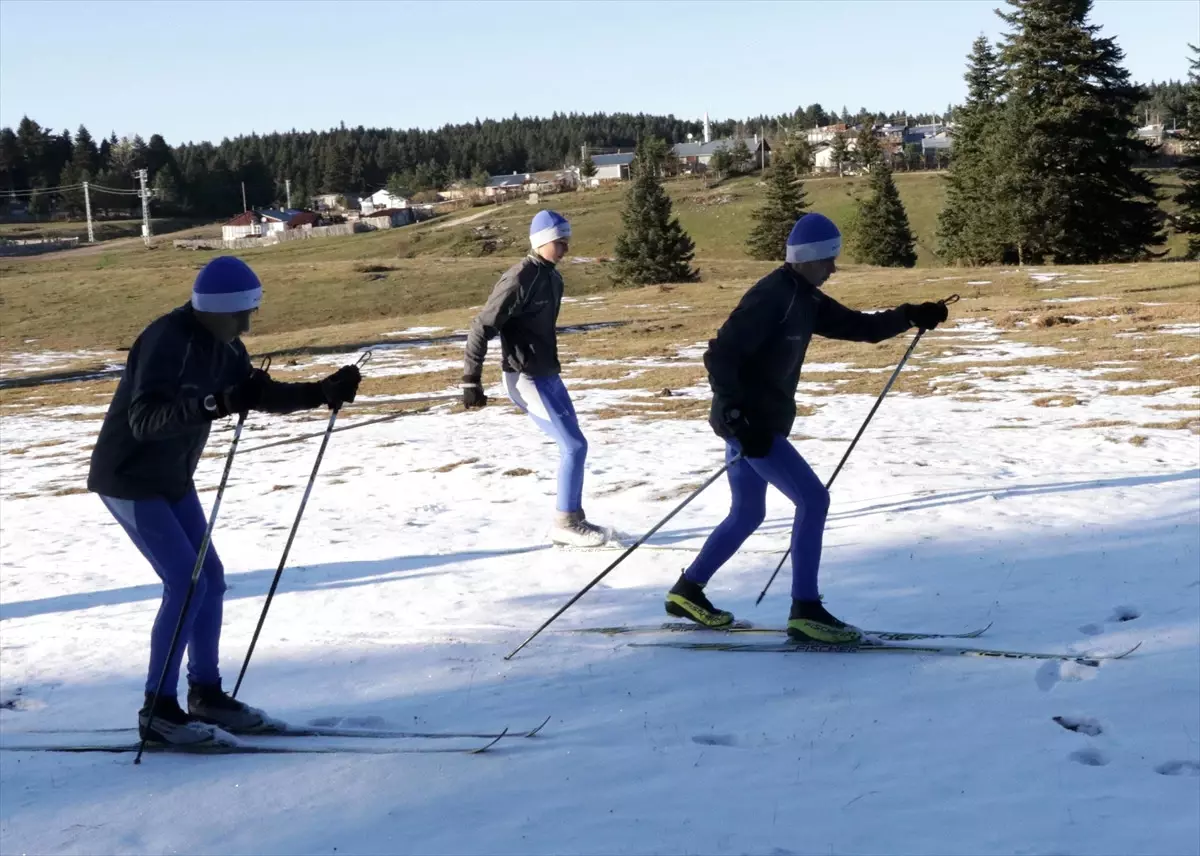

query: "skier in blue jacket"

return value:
[88, 256, 362, 745]
[664, 213, 950, 643]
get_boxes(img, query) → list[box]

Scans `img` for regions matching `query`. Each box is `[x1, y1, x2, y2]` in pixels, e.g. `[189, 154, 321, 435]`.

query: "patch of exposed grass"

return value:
[503, 467, 534, 477]
[1141, 418, 1200, 431]
[1033, 395, 1082, 407]
[1129, 435, 1149, 446]
[434, 458, 479, 473]
[1072, 419, 1133, 429]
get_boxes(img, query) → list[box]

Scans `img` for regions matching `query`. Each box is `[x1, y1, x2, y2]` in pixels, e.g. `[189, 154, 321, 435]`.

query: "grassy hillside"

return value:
[0, 170, 1192, 354]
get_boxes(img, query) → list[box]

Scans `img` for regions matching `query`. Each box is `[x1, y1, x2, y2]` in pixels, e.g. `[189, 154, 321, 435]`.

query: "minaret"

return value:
[703, 112, 711, 144]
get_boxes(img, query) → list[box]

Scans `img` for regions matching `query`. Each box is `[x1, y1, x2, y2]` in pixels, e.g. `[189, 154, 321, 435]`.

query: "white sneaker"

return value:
[550, 511, 610, 548]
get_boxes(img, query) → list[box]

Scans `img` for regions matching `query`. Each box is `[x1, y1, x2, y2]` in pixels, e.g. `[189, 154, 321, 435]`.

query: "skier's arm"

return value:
[127, 326, 211, 441]
[814, 293, 912, 344]
[462, 264, 531, 381]
[704, 285, 785, 407]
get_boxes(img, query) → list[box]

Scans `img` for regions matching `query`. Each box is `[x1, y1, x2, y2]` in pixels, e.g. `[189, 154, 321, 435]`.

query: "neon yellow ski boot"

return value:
[665, 574, 735, 628]
[786, 598, 863, 645]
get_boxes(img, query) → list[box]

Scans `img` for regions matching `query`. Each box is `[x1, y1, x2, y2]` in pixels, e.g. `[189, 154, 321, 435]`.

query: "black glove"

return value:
[214, 369, 268, 418]
[318, 365, 362, 410]
[462, 377, 488, 409]
[722, 406, 773, 458]
[902, 301, 949, 330]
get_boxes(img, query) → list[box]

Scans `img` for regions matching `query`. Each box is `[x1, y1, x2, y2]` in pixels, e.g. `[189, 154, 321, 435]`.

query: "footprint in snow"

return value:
[1053, 715, 1103, 736]
[691, 734, 737, 747]
[1109, 605, 1140, 622]
[1078, 623, 1104, 636]
[1068, 747, 1110, 767]
[1155, 760, 1200, 777]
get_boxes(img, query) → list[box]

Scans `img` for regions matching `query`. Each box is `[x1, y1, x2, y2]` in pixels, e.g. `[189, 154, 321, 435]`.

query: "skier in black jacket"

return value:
[664, 213, 950, 643]
[87, 256, 362, 745]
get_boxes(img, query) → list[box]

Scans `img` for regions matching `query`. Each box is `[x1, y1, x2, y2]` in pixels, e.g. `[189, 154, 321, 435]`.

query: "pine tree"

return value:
[854, 123, 883, 172]
[849, 162, 917, 267]
[937, 35, 1006, 264]
[1175, 44, 1200, 259]
[829, 131, 850, 177]
[995, 0, 1164, 262]
[612, 136, 698, 285]
[71, 125, 98, 176]
[745, 161, 809, 260]
[579, 153, 597, 178]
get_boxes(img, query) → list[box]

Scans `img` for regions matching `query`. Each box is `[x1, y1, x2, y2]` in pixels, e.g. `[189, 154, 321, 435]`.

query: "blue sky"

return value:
[1, 0, 1195, 143]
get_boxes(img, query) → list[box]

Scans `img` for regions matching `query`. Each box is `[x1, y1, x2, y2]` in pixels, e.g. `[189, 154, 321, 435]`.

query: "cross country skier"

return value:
[87, 256, 363, 745]
[461, 210, 610, 548]
[664, 212, 950, 643]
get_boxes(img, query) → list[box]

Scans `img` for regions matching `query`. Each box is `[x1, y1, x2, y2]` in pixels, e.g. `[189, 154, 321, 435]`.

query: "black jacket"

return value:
[463, 254, 564, 379]
[87, 304, 323, 501]
[705, 266, 913, 439]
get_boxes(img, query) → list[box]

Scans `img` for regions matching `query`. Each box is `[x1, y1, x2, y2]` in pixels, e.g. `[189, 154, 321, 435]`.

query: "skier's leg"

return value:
[529, 374, 587, 515]
[169, 489, 226, 688]
[508, 372, 605, 545]
[741, 438, 830, 602]
[742, 439, 860, 644]
[99, 495, 217, 743]
[665, 441, 768, 627]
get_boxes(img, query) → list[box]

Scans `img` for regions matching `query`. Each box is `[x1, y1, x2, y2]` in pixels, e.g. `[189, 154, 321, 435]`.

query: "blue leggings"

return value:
[684, 436, 830, 601]
[503, 372, 588, 513]
[100, 490, 226, 695]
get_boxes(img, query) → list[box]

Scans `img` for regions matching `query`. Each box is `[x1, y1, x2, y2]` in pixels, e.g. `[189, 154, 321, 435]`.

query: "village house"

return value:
[671, 135, 772, 174]
[485, 172, 533, 198]
[221, 209, 321, 242]
[360, 189, 410, 216]
[312, 192, 360, 213]
[589, 153, 635, 183]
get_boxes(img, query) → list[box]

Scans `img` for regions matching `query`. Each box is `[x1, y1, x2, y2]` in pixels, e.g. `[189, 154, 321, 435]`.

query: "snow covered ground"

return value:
[1, 339, 1198, 855]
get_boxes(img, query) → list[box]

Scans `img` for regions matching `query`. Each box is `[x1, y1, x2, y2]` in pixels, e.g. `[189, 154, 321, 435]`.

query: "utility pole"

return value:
[285, 178, 292, 210]
[83, 181, 95, 243]
[136, 168, 152, 247]
[241, 181, 248, 212]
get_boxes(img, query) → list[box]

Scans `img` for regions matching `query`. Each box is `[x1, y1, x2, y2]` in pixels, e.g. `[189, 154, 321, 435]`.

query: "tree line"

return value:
[613, 0, 1199, 282]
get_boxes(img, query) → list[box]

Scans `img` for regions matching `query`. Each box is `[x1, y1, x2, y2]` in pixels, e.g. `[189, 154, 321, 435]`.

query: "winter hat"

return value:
[530, 210, 571, 249]
[785, 213, 841, 264]
[191, 256, 263, 314]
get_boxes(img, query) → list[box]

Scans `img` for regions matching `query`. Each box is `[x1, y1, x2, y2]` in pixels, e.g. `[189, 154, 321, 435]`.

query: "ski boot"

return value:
[665, 574, 735, 627]
[138, 693, 228, 746]
[786, 598, 863, 645]
[187, 680, 284, 734]
[550, 509, 609, 548]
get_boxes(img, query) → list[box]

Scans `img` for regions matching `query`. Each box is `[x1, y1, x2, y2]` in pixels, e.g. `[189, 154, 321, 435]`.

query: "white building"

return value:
[590, 153, 634, 182]
[360, 189, 410, 216]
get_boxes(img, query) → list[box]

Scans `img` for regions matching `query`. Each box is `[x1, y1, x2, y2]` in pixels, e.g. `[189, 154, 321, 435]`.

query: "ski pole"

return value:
[753, 294, 958, 606]
[237, 393, 460, 456]
[504, 456, 740, 661]
[232, 351, 372, 697]
[136, 412, 249, 764]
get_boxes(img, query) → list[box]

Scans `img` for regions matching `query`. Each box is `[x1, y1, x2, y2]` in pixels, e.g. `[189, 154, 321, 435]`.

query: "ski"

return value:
[573, 621, 993, 642]
[626, 639, 1142, 665]
[0, 729, 509, 756]
[12, 715, 551, 741]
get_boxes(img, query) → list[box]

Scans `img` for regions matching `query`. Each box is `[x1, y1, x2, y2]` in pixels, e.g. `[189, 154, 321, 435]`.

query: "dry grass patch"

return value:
[503, 467, 534, 477]
[1033, 394, 1082, 407]
[1141, 418, 1200, 431]
[1106, 383, 1181, 397]
[1129, 435, 1149, 446]
[434, 458, 479, 473]
[1072, 419, 1133, 429]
